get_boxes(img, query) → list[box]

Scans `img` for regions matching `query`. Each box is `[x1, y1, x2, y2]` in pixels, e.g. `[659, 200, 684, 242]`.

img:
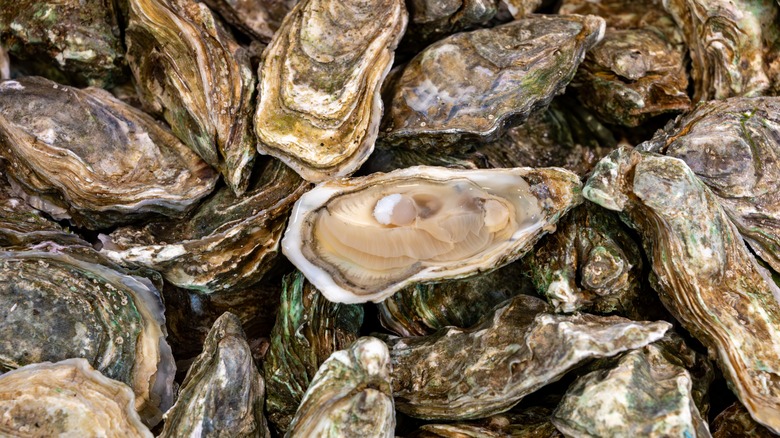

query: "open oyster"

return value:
[584, 146, 780, 433]
[255, 0, 407, 182]
[0, 76, 218, 229]
[0, 359, 152, 437]
[126, 0, 257, 194]
[380, 14, 605, 153]
[283, 165, 582, 303]
[0, 246, 175, 426]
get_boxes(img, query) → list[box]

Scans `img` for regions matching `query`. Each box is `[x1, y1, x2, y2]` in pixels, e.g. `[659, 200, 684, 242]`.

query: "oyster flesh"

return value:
[282, 165, 582, 303]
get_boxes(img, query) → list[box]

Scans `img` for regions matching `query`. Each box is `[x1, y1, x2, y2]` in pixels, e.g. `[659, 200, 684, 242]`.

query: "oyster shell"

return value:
[200, 0, 298, 42]
[0, 359, 152, 437]
[379, 14, 605, 153]
[100, 158, 308, 292]
[0, 246, 175, 426]
[409, 408, 562, 438]
[282, 165, 582, 303]
[401, 0, 500, 52]
[0, 0, 126, 87]
[712, 402, 775, 438]
[254, 0, 407, 182]
[160, 312, 270, 438]
[264, 271, 363, 433]
[286, 337, 395, 437]
[126, 0, 257, 194]
[584, 146, 780, 433]
[0, 76, 218, 229]
[387, 294, 671, 420]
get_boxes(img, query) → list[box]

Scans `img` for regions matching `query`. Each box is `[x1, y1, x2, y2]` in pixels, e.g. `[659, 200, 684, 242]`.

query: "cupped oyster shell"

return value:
[282, 165, 582, 303]
[255, 0, 408, 182]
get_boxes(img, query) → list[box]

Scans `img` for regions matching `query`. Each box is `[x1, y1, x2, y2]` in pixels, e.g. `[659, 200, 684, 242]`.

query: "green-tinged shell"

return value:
[126, 0, 257, 195]
[552, 333, 713, 437]
[0, 246, 175, 426]
[409, 407, 563, 437]
[0, 76, 218, 229]
[638, 97, 780, 275]
[0, 359, 152, 437]
[254, 0, 407, 182]
[160, 312, 270, 438]
[264, 271, 363, 433]
[584, 146, 780, 433]
[380, 14, 605, 153]
[712, 402, 775, 437]
[200, 0, 298, 42]
[663, 0, 780, 102]
[377, 261, 530, 337]
[387, 294, 671, 420]
[0, 0, 126, 87]
[100, 158, 309, 293]
[286, 337, 394, 437]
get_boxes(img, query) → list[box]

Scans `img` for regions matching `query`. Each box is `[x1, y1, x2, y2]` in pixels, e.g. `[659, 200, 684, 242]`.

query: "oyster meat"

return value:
[255, 0, 407, 182]
[283, 165, 582, 303]
[0, 359, 152, 437]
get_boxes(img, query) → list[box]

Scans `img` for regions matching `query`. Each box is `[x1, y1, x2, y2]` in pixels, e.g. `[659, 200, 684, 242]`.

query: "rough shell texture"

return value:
[584, 146, 780, 433]
[200, 0, 298, 42]
[160, 312, 270, 438]
[282, 165, 582, 303]
[126, 0, 257, 195]
[379, 14, 605, 153]
[0, 359, 152, 437]
[409, 408, 562, 437]
[387, 294, 671, 420]
[0, 77, 218, 229]
[285, 337, 395, 438]
[712, 402, 775, 437]
[401, 0, 500, 51]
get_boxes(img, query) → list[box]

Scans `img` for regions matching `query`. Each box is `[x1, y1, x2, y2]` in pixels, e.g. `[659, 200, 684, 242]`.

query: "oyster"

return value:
[712, 402, 775, 437]
[379, 14, 605, 153]
[282, 165, 582, 303]
[0, 76, 218, 229]
[100, 158, 308, 292]
[200, 0, 298, 42]
[160, 312, 270, 438]
[264, 271, 363, 433]
[638, 97, 780, 274]
[410, 408, 562, 438]
[387, 294, 671, 420]
[584, 146, 780, 433]
[0, 359, 152, 437]
[401, 0, 500, 52]
[286, 337, 395, 437]
[0, 0, 126, 87]
[254, 0, 407, 182]
[0, 246, 175, 426]
[126, 0, 257, 194]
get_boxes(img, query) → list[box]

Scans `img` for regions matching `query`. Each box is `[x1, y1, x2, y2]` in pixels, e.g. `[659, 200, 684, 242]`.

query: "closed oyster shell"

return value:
[380, 14, 605, 153]
[584, 146, 780, 433]
[401, 0, 500, 52]
[282, 165, 582, 303]
[160, 312, 270, 438]
[0, 77, 218, 229]
[0, 359, 152, 437]
[200, 0, 298, 42]
[387, 294, 671, 420]
[0, 246, 175, 426]
[712, 402, 775, 438]
[126, 0, 257, 194]
[410, 408, 562, 438]
[286, 337, 395, 437]
[255, 0, 407, 182]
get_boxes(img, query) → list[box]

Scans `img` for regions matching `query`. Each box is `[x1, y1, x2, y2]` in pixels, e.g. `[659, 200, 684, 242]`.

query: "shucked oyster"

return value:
[283, 165, 582, 303]
[255, 0, 407, 182]
[126, 0, 257, 194]
[584, 146, 780, 433]
[0, 77, 218, 229]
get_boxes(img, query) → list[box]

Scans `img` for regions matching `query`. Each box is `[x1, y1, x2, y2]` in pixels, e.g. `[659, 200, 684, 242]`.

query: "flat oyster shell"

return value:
[0, 76, 218, 229]
[0, 0, 126, 87]
[160, 312, 270, 438]
[283, 165, 582, 303]
[712, 402, 775, 437]
[254, 0, 407, 182]
[126, 0, 257, 195]
[379, 14, 605, 153]
[200, 0, 298, 42]
[286, 337, 395, 437]
[584, 146, 780, 433]
[264, 271, 363, 433]
[100, 158, 308, 293]
[0, 359, 152, 437]
[638, 97, 780, 275]
[409, 408, 562, 437]
[387, 294, 671, 420]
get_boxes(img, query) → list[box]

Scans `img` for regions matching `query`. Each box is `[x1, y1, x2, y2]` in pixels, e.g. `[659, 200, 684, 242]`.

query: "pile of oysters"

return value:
[1, 0, 780, 435]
